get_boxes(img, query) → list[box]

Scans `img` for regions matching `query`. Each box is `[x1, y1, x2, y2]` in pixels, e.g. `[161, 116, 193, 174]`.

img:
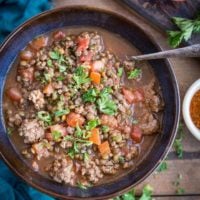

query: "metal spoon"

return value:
[131, 44, 200, 61]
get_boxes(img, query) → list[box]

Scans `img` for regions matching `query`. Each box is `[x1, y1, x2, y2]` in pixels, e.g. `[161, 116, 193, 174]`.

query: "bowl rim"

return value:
[0, 5, 180, 199]
[182, 79, 200, 140]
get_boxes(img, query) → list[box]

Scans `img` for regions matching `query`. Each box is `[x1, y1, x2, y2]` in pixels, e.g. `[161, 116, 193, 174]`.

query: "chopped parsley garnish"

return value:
[82, 88, 98, 103]
[49, 51, 60, 60]
[101, 125, 109, 133]
[73, 66, 90, 87]
[59, 65, 67, 73]
[7, 127, 13, 136]
[128, 68, 142, 79]
[57, 76, 65, 81]
[117, 67, 123, 77]
[97, 96, 117, 115]
[52, 130, 62, 141]
[75, 125, 84, 138]
[77, 182, 87, 190]
[47, 59, 53, 67]
[96, 87, 117, 115]
[85, 119, 100, 130]
[37, 111, 52, 125]
[83, 152, 89, 162]
[173, 122, 184, 158]
[54, 109, 70, 117]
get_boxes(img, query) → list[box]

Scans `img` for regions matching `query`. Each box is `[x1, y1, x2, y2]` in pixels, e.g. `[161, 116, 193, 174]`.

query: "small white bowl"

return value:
[183, 79, 200, 140]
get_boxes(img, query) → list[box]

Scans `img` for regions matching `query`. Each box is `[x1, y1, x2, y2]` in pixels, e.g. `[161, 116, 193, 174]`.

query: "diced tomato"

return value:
[53, 31, 66, 40]
[89, 128, 101, 145]
[43, 83, 54, 95]
[50, 124, 67, 136]
[66, 112, 85, 127]
[19, 67, 34, 82]
[6, 87, 22, 102]
[133, 89, 144, 102]
[122, 88, 144, 104]
[122, 88, 135, 104]
[131, 126, 142, 143]
[100, 115, 118, 128]
[20, 50, 34, 61]
[91, 60, 104, 72]
[30, 36, 48, 50]
[76, 37, 89, 52]
[90, 71, 101, 84]
[80, 51, 93, 62]
[98, 141, 111, 155]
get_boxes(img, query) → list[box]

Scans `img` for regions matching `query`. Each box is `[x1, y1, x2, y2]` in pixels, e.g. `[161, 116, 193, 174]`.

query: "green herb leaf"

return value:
[85, 119, 100, 130]
[82, 88, 98, 103]
[173, 122, 184, 159]
[54, 109, 70, 117]
[37, 111, 52, 125]
[47, 59, 53, 67]
[139, 184, 153, 200]
[101, 125, 109, 133]
[83, 152, 89, 162]
[128, 68, 142, 79]
[75, 125, 84, 138]
[167, 15, 200, 48]
[121, 189, 135, 200]
[77, 182, 87, 190]
[156, 161, 168, 172]
[57, 76, 65, 81]
[99, 87, 113, 98]
[97, 96, 117, 115]
[73, 66, 90, 87]
[176, 188, 185, 195]
[49, 51, 60, 60]
[59, 65, 67, 73]
[7, 127, 13, 136]
[117, 67, 123, 77]
[52, 130, 62, 141]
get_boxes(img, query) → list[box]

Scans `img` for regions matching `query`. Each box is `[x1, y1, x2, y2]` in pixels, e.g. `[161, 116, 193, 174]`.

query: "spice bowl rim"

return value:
[182, 79, 200, 140]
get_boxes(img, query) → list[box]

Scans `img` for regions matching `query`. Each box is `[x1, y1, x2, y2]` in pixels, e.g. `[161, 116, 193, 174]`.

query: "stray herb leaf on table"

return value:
[167, 14, 200, 48]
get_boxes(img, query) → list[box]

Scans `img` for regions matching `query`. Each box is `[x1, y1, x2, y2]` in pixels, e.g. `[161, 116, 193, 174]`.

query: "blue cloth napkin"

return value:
[0, 0, 55, 199]
[0, 0, 51, 43]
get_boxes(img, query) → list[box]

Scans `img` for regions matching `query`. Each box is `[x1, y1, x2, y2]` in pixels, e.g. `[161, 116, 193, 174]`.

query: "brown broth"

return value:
[3, 26, 160, 184]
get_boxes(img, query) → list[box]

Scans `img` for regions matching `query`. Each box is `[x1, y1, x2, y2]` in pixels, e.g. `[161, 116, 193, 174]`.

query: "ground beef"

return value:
[19, 119, 44, 143]
[138, 112, 159, 135]
[49, 157, 75, 185]
[81, 160, 103, 183]
[28, 89, 45, 110]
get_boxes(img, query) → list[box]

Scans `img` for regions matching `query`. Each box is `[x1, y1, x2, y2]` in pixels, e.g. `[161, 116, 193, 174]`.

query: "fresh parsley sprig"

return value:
[167, 15, 200, 48]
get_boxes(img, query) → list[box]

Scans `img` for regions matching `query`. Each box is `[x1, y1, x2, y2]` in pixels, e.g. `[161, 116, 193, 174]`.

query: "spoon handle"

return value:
[131, 44, 200, 61]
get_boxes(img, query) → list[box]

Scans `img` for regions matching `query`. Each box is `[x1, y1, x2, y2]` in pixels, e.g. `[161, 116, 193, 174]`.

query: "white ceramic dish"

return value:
[182, 79, 200, 140]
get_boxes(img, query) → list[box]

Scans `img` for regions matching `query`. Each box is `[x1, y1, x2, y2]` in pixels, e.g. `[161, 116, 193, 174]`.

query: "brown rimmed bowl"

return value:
[0, 6, 180, 200]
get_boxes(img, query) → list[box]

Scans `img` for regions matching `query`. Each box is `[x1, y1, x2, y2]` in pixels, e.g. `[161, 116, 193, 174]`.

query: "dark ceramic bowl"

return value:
[0, 6, 180, 200]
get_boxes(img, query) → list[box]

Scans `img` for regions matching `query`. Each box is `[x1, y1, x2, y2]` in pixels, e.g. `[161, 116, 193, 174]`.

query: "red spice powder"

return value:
[190, 90, 200, 129]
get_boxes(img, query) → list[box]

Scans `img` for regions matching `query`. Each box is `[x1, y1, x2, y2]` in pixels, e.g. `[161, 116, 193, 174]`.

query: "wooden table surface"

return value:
[54, 0, 200, 199]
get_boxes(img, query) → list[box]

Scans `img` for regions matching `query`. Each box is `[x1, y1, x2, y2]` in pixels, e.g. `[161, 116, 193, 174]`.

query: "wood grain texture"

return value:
[54, 0, 200, 197]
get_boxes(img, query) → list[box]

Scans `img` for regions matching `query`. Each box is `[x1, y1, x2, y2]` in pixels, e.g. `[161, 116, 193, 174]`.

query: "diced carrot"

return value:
[43, 83, 54, 95]
[30, 36, 48, 50]
[98, 141, 111, 155]
[89, 128, 101, 145]
[90, 71, 101, 84]
[131, 126, 142, 143]
[66, 112, 85, 127]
